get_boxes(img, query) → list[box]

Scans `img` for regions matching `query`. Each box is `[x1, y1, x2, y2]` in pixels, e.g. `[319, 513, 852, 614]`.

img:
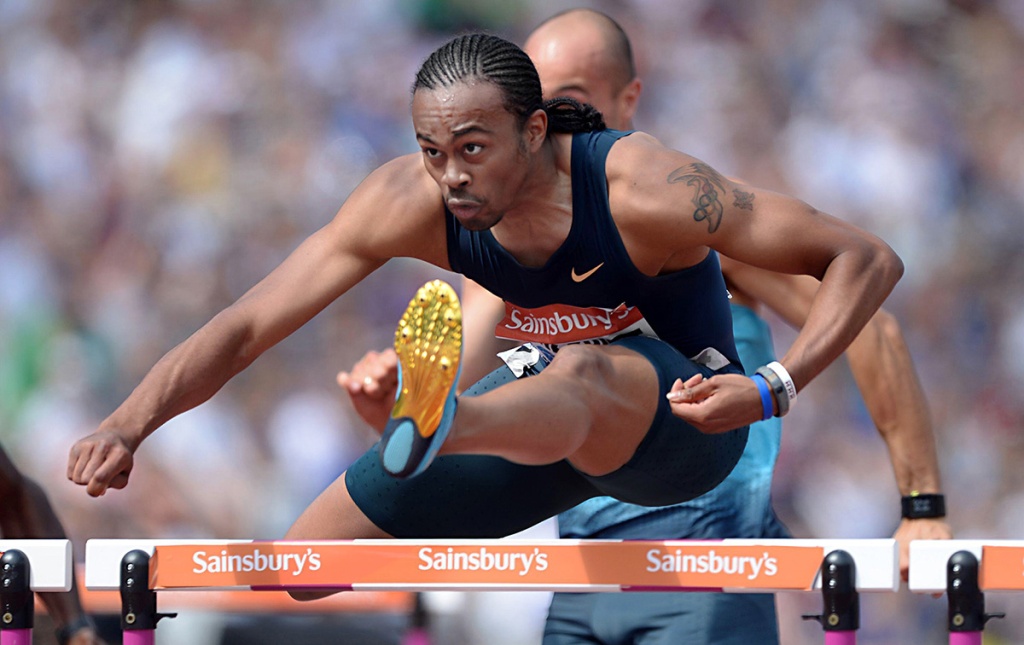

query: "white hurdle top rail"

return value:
[0, 539, 73, 592]
[910, 539, 1024, 594]
[85, 538, 898, 593]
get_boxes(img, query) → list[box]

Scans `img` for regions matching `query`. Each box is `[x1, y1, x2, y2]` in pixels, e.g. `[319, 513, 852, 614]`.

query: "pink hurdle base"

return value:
[123, 630, 156, 645]
[949, 633, 982, 645]
[824, 631, 857, 645]
[0, 630, 32, 645]
[402, 628, 432, 645]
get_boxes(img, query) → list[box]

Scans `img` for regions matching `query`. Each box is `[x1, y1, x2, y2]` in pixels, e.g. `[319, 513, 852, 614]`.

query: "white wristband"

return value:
[766, 361, 797, 405]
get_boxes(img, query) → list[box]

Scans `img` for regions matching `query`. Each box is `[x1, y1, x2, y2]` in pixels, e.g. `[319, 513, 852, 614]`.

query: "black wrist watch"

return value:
[56, 615, 95, 645]
[901, 492, 946, 519]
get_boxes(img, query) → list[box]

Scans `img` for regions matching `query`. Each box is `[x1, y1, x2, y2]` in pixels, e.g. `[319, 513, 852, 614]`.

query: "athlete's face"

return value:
[412, 81, 541, 231]
[524, 27, 638, 130]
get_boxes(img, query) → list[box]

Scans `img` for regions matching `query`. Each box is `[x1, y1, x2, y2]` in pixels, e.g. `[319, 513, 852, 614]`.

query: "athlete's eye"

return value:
[422, 148, 442, 159]
[463, 143, 483, 155]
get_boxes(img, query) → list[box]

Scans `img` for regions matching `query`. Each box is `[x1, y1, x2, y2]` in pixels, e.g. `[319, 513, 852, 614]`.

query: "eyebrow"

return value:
[416, 125, 494, 145]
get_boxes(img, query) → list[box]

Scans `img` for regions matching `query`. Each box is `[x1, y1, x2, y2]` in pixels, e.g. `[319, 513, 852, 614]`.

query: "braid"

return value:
[543, 97, 606, 134]
[414, 33, 604, 134]
[415, 33, 543, 127]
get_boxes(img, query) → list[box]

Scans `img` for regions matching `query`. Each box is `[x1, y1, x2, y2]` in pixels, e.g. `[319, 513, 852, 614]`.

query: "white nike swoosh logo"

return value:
[571, 262, 605, 282]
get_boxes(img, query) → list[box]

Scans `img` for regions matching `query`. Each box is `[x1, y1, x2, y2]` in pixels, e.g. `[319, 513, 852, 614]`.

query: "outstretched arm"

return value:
[1, 448, 107, 644]
[722, 261, 951, 578]
[68, 155, 446, 497]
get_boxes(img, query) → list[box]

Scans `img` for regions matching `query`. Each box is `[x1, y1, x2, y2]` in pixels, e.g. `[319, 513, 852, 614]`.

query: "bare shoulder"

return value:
[350, 154, 440, 217]
[604, 131, 710, 218]
[604, 130, 676, 179]
[328, 153, 448, 266]
[604, 131, 717, 270]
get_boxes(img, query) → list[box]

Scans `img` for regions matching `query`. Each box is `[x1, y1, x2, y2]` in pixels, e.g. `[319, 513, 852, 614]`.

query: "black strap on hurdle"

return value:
[0, 549, 33, 631]
[946, 550, 1004, 632]
[120, 550, 177, 632]
[802, 549, 859, 632]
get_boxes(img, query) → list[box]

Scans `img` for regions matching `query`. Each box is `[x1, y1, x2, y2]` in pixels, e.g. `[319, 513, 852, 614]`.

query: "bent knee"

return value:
[544, 344, 613, 384]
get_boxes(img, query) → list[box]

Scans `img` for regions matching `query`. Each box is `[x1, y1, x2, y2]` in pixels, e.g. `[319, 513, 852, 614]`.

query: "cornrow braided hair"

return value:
[543, 96, 606, 133]
[414, 33, 606, 134]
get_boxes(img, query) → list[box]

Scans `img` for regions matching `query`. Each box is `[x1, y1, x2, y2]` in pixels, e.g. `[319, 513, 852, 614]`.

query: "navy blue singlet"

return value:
[446, 129, 741, 368]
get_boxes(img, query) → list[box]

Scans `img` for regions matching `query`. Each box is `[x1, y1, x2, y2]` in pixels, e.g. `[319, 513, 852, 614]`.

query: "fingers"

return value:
[90, 456, 131, 496]
[338, 349, 399, 398]
[665, 373, 761, 434]
[893, 518, 954, 586]
[68, 435, 132, 497]
[898, 543, 910, 582]
[666, 373, 706, 402]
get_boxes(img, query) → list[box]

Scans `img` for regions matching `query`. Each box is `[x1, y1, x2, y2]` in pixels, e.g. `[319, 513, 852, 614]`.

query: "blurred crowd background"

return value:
[1, 0, 1023, 643]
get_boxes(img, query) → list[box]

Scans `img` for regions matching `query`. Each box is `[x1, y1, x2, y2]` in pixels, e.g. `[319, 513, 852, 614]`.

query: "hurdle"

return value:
[910, 540, 1023, 644]
[0, 540, 73, 645]
[85, 538, 897, 643]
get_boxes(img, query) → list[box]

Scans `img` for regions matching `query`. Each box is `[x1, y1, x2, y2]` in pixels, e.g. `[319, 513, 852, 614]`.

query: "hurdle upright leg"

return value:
[946, 550, 1003, 645]
[401, 593, 431, 645]
[0, 550, 32, 645]
[802, 550, 859, 645]
[120, 549, 176, 645]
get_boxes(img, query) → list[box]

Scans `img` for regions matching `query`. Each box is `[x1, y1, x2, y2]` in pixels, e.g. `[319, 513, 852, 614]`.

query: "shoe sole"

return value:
[380, 279, 462, 478]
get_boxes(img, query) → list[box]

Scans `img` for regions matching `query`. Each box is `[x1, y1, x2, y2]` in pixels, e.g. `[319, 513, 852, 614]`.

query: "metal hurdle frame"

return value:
[85, 538, 897, 644]
[0, 540, 73, 645]
[910, 540, 1024, 645]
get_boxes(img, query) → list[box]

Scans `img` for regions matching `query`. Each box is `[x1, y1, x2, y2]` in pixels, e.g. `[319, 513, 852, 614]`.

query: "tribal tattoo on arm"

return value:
[667, 163, 757, 232]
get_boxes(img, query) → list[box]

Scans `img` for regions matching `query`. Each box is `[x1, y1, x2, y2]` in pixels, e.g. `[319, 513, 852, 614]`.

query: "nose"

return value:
[442, 161, 470, 189]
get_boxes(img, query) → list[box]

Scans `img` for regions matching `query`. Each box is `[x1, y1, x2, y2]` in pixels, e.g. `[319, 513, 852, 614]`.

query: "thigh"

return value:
[345, 366, 600, 538]
[582, 336, 749, 507]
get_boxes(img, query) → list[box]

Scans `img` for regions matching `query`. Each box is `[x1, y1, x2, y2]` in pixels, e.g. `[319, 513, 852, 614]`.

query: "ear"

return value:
[618, 78, 643, 125]
[523, 108, 548, 152]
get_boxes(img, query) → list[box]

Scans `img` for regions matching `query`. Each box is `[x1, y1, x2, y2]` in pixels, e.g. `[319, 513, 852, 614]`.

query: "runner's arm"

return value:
[459, 279, 516, 389]
[722, 261, 952, 576]
[614, 135, 903, 392]
[609, 134, 903, 432]
[68, 156, 445, 496]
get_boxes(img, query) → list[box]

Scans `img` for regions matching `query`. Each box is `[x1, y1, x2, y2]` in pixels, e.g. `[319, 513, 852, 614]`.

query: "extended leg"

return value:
[378, 280, 660, 478]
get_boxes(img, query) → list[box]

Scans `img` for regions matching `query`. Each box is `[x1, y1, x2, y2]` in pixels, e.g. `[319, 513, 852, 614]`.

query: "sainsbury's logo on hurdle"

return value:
[645, 548, 778, 581]
[192, 548, 322, 577]
[417, 546, 548, 575]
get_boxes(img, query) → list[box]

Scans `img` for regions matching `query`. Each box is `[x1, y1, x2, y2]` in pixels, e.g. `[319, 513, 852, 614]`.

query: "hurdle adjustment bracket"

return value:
[946, 550, 1004, 632]
[802, 550, 859, 632]
[121, 550, 177, 631]
[1, 550, 33, 631]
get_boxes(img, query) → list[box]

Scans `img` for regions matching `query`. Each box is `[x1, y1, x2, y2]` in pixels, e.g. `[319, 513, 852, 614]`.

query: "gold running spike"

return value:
[391, 280, 462, 437]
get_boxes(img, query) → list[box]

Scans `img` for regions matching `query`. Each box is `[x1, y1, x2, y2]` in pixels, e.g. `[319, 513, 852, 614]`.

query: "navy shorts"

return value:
[346, 336, 749, 537]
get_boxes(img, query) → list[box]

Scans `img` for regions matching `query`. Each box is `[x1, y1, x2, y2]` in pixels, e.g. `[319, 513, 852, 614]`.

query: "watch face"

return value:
[902, 494, 946, 519]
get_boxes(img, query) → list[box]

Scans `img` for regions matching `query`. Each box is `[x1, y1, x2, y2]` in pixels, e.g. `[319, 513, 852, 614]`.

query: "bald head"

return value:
[524, 9, 641, 130]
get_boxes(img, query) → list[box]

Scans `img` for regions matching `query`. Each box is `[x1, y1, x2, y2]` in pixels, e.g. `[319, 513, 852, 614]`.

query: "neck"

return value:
[490, 133, 574, 267]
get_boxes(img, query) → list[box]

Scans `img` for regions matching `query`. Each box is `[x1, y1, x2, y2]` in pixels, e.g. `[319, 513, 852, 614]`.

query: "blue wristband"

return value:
[751, 373, 774, 421]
